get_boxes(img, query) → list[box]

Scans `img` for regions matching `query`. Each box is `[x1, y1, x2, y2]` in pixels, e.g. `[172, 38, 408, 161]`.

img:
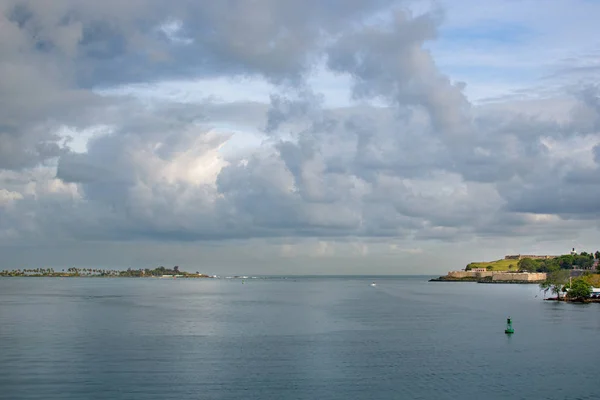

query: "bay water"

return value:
[1, 276, 597, 399]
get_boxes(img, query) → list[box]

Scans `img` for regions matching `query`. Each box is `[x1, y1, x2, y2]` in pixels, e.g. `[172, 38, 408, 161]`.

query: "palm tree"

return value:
[540, 270, 570, 299]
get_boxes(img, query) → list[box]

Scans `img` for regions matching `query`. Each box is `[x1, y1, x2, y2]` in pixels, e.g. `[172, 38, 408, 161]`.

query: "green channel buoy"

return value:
[505, 317, 514, 334]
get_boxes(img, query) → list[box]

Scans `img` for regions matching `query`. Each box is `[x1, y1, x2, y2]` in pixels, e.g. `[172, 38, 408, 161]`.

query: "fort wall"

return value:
[491, 272, 546, 282]
[447, 271, 493, 279]
[445, 270, 546, 282]
[504, 255, 558, 260]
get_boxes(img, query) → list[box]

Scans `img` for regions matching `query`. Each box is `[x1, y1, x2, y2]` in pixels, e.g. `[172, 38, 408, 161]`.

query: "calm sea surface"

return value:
[1, 276, 598, 400]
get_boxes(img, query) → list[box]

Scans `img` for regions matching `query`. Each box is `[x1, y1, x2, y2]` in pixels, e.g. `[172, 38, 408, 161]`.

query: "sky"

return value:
[1, 0, 600, 275]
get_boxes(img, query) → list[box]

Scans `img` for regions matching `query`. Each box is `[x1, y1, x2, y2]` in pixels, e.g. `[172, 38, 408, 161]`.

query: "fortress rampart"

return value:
[504, 255, 558, 260]
[446, 270, 546, 282]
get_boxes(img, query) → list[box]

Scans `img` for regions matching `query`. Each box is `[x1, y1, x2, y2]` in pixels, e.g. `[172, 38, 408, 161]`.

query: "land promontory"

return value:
[0, 266, 212, 278]
[430, 251, 600, 284]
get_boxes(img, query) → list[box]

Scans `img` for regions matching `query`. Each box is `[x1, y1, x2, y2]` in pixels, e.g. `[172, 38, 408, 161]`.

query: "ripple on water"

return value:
[0, 277, 598, 400]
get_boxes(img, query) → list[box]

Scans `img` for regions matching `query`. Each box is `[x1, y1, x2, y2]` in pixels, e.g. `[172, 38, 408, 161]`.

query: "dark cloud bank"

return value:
[1, 0, 600, 250]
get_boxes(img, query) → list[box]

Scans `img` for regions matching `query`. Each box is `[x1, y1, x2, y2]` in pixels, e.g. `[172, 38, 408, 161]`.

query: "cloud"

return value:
[389, 245, 423, 254]
[2, 0, 600, 271]
[326, 8, 471, 135]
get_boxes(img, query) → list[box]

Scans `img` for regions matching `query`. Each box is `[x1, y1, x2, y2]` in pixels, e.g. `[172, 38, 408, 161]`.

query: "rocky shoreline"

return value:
[429, 277, 478, 282]
[544, 297, 600, 303]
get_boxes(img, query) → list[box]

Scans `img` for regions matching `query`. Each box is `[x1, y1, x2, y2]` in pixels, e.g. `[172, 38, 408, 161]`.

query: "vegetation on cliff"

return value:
[582, 274, 600, 287]
[465, 259, 520, 271]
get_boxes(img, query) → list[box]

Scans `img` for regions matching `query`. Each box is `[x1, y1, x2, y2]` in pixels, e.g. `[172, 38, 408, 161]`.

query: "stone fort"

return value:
[505, 248, 576, 260]
[504, 254, 558, 260]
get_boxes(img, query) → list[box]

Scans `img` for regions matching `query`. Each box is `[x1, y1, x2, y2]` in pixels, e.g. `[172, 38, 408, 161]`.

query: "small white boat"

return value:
[370, 282, 377, 287]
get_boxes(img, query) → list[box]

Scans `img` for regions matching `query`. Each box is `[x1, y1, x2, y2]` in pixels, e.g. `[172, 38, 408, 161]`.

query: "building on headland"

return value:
[504, 254, 558, 260]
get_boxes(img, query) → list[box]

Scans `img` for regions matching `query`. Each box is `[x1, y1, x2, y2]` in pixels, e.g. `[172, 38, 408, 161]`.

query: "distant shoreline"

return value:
[0, 267, 213, 279]
[0, 274, 213, 279]
[0, 273, 437, 279]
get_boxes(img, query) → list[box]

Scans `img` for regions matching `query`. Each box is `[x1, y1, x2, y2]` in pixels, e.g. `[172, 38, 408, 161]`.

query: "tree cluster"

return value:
[539, 270, 594, 301]
[566, 279, 593, 301]
[518, 252, 599, 273]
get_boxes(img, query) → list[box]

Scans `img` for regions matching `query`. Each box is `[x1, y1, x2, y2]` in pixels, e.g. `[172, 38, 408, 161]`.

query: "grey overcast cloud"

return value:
[1, 0, 600, 274]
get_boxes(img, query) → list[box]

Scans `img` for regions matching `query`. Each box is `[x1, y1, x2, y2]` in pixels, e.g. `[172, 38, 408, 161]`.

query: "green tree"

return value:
[566, 278, 592, 301]
[540, 270, 570, 299]
[539, 260, 560, 273]
[573, 254, 593, 269]
[557, 255, 575, 269]
[518, 258, 538, 272]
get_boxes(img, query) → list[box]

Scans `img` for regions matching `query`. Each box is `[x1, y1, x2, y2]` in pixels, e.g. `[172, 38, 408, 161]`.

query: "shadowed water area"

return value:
[0, 276, 598, 399]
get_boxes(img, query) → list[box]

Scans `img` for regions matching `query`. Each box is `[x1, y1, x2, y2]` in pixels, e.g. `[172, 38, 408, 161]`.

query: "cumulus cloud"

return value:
[2, 0, 600, 270]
